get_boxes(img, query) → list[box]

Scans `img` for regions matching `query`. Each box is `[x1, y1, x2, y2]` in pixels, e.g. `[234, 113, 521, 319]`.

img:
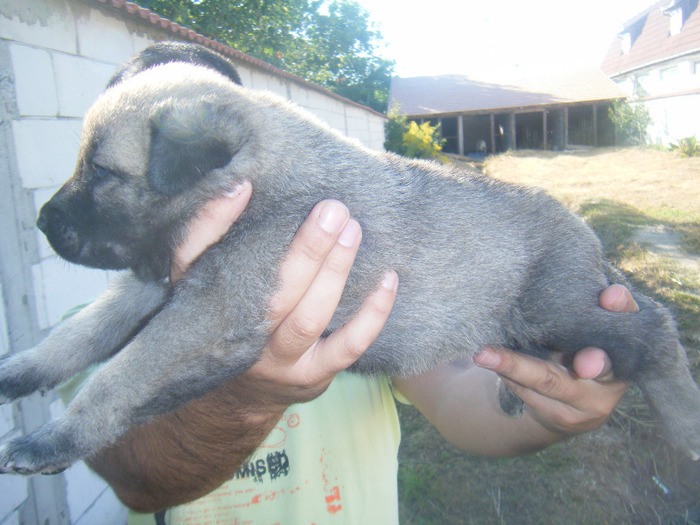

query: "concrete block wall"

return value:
[0, 1, 386, 524]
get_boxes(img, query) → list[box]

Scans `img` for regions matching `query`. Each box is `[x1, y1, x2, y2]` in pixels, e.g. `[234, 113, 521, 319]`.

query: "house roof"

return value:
[91, 0, 384, 116]
[601, 0, 700, 77]
[389, 69, 626, 117]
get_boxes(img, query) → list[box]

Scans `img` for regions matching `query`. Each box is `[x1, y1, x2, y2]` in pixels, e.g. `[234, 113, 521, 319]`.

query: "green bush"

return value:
[609, 99, 652, 145]
[383, 108, 409, 155]
[670, 136, 699, 157]
[402, 121, 447, 160]
[384, 108, 446, 161]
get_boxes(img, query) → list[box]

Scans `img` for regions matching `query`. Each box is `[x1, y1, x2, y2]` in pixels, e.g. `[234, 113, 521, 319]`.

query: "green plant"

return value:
[609, 99, 652, 145]
[403, 121, 447, 160]
[384, 109, 447, 161]
[383, 107, 409, 155]
[670, 136, 699, 157]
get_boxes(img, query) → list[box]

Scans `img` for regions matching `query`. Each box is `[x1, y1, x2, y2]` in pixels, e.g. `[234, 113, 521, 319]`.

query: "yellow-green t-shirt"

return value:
[127, 372, 402, 525]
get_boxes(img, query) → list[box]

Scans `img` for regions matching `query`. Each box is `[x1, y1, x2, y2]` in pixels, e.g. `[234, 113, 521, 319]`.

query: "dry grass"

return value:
[398, 147, 700, 525]
[482, 148, 700, 216]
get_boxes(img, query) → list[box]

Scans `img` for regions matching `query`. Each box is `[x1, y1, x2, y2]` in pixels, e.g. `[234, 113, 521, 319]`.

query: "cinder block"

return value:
[287, 82, 314, 107]
[12, 119, 83, 189]
[75, 8, 134, 64]
[0, 475, 27, 524]
[9, 44, 58, 117]
[53, 52, 116, 117]
[72, 485, 127, 525]
[33, 186, 61, 260]
[0, 510, 20, 525]
[32, 257, 113, 329]
[65, 462, 114, 521]
[0, 0, 77, 54]
[130, 33, 157, 57]
[248, 71, 287, 97]
[0, 404, 13, 439]
[0, 282, 8, 357]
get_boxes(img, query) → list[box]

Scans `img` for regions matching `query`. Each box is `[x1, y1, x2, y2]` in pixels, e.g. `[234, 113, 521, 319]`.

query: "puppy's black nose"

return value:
[37, 203, 63, 234]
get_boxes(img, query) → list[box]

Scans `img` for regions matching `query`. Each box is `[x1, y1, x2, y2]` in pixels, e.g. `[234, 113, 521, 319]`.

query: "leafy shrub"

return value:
[384, 108, 447, 161]
[609, 99, 652, 145]
[402, 121, 447, 161]
[384, 107, 409, 155]
[670, 136, 699, 157]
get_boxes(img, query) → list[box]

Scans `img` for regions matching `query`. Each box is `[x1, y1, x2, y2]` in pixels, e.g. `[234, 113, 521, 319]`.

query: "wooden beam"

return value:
[458, 115, 464, 156]
[592, 105, 598, 146]
[542, 110, 548, 150]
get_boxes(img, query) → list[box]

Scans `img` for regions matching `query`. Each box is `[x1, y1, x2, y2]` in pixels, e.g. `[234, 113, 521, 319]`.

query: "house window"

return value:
[620, 32, 631, 54]
[634, 73, 650, 97]
[694, 60, 700, 75]
[660, 65, 680, 82]
[669, 8, 683, 35]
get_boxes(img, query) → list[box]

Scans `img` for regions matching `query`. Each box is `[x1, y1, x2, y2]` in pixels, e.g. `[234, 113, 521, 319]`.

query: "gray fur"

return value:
[0, 51, 699, 475]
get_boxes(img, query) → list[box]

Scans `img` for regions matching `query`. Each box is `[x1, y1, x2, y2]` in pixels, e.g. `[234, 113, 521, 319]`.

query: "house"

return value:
[389, 69, 626, 156]
[601, 0, 700, 144]
[0, 1, 385, 524]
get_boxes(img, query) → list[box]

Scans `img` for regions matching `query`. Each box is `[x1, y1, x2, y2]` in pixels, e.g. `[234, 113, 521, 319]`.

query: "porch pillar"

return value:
[510, 112, 516, 150]
[563, 107, 569, 149]
[542, 110, 548, 150]
[457, 115, 464, 156]
[490, 113, 496, 153]
[592, 105, 598, 146]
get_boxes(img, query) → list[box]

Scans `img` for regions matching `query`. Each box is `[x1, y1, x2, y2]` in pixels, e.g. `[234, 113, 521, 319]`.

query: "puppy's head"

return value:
[37, 63, 253, 281]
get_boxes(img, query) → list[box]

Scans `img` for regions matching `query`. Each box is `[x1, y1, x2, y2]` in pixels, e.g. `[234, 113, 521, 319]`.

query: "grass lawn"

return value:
[397, 147, 700, 525]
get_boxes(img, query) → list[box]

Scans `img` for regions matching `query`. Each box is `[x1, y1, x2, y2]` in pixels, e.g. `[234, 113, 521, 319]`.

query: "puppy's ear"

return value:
[147, 103, 233, 195]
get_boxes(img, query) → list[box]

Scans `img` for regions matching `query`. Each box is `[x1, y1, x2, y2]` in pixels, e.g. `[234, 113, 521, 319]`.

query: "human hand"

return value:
[171, 183, 398, 407]
[473, 284, 637, 436]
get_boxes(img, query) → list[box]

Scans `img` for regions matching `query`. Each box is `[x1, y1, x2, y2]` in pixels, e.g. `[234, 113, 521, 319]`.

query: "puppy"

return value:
[0, 44, 698, 475]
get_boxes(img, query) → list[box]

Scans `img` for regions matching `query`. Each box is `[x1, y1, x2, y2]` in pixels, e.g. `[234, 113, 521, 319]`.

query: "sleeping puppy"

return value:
[0, 43, 699, 475]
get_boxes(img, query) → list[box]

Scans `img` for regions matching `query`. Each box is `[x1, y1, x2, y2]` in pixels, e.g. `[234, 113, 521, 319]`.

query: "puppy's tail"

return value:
[568, 263, 700, 459]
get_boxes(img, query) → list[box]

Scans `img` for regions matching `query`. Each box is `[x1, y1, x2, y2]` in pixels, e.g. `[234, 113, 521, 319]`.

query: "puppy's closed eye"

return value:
[92, 164, 113, 180]
[89, 163, 125, 185]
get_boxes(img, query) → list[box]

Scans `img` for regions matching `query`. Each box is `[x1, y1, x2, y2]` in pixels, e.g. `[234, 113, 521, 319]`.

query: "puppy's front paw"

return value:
[0, 357, 47, 404]
[0, 425, 79, 475]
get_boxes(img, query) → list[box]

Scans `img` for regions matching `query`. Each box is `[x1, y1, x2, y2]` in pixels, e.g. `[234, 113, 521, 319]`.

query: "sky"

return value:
[354, 0, 660, 77]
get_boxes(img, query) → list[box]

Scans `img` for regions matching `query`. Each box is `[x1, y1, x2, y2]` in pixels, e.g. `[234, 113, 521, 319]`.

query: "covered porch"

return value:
[433, 102, 617, 155]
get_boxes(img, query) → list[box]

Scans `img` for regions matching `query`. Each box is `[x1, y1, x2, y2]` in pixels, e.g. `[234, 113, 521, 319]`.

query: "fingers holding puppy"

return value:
[250, 200, 397, 399]
[171, 192, 397, 404]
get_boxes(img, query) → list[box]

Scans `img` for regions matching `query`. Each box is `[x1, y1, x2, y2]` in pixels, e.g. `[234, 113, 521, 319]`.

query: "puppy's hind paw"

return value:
[497, 377, 525, 417]
[0, 426, 79, 476]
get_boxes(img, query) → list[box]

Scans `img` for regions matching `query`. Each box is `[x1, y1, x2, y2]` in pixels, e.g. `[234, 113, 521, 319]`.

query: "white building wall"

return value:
[0, 0, 386, 523]
[613, 52, 700, 145]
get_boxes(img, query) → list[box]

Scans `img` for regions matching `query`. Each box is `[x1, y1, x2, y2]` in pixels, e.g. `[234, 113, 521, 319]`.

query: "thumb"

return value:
[572, 347, 615, 382]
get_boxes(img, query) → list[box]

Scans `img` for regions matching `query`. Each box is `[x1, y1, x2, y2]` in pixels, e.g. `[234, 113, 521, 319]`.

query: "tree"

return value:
[609, 99, 652, 146]
[134, 0, 394, 112]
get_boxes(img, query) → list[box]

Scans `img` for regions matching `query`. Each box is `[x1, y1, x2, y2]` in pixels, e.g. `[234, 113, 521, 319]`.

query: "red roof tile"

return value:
[601, 0, 700, 76]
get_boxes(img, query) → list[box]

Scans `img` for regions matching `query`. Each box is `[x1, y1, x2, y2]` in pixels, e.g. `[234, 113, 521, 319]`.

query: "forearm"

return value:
[394, 362, 564, 458]
[88, 378, 287, 513]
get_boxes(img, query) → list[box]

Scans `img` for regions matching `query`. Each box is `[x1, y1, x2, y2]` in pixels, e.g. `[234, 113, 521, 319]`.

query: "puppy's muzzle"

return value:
[37, 202, 82, 259]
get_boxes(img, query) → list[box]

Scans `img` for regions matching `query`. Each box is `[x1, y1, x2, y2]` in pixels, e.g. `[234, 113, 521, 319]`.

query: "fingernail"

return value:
[473, 348, 501, 369]
[381, 271, 399, 291]
[318, 201, 349, 234]
[608, 284, 627, 310]
[223, 180, 250, 198]
[338, 219, 362, 247]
